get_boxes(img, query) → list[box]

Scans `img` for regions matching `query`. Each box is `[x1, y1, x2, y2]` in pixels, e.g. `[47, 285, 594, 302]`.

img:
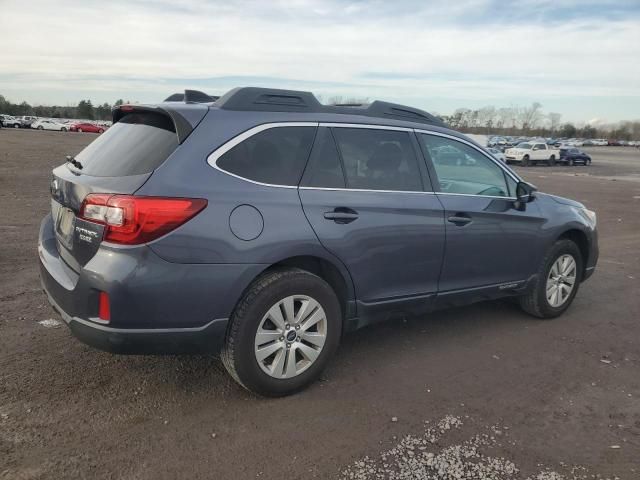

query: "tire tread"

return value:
[221, 267, 335, 396]
[519, 239, 582, 319]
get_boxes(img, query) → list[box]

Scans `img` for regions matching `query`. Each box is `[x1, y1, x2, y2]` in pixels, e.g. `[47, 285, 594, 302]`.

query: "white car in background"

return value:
[505, 142, 560, 166]
[31, 119, 69, 131]
[0, 114, 21, 128]
[486, 147, 506, 162]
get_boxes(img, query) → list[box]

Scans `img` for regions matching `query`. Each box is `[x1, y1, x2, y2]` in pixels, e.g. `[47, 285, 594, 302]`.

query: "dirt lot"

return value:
[1, 129, 639, 479]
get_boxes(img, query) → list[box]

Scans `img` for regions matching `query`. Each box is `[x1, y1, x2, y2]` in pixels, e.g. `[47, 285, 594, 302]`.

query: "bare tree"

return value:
[548, 112, 562, 132]
[447, 108, 471, 129]
[477, 106, 497, 132]
[496, 107, 519, 132]
[519, 102, 543, 132]
[326, 95, 369, 105]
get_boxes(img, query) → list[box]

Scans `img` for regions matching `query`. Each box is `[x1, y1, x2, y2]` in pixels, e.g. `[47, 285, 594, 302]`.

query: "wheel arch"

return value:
[556, 228, 589, 279]
[263, 255, 356, 324]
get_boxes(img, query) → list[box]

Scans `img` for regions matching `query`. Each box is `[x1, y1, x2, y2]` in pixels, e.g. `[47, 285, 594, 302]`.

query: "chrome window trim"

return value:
[319, 122, 413, 132]
[207, 122, 318, 189]
[206, 121, 520, 199]
[299, 186, 432, 195]
[436, 192, 516, 200]
[300, 186, 515, 200]
[413, 128, 522, 184]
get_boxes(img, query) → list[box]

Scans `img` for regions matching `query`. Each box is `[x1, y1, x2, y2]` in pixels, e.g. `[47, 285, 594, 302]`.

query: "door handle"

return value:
[447, 214, 472, 226]
[324, 208, 359, 224]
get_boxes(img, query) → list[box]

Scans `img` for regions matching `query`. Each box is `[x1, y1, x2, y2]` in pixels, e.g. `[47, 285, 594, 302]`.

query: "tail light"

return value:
[79, 195, 207, 245]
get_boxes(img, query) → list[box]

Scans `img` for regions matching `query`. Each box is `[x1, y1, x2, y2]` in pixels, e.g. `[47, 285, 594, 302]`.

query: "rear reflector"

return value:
[98, 291, 111, 322]
[79, 195, 207, 245]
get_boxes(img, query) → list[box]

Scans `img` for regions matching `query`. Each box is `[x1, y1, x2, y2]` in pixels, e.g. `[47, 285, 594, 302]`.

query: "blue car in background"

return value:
[559, 147, 592, 165]
[39, 88, 598, 396]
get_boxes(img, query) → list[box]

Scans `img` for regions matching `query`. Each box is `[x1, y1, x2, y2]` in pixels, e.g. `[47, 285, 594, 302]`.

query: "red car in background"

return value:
[69, 122, 106, 133]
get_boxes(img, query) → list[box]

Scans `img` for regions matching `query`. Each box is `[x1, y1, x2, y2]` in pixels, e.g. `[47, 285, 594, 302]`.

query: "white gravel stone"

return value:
[38, 318, 61, 328]
[339, 415, 596, 480]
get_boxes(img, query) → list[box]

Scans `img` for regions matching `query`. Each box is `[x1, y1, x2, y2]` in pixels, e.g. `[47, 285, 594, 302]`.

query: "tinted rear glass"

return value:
[332, 128, 423, 191]
[73, 112, 178, 177]
[217, 126, 316, 186]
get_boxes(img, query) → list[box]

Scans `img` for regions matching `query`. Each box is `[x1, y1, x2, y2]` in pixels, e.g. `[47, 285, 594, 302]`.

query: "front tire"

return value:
[221, 268, 342, 397]
[522, 155, 530, 167]
[61, 127, 67, 132]
[519, 239, 583, 319]
[37, 126, 44, 130]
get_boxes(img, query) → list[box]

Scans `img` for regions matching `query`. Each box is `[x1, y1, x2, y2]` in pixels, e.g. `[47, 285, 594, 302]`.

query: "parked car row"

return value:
[501, 141, 592, 167]
[489, 135, 638, 150]
[0, 114, 110, 133]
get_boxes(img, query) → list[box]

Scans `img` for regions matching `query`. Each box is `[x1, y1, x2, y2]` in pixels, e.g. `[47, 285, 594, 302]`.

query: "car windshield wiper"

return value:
[66, 155, 83, 170]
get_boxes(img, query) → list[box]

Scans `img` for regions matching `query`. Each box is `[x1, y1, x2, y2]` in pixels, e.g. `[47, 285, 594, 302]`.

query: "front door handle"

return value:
[447, 214, 472, 226]
[324, 208, 359, 224]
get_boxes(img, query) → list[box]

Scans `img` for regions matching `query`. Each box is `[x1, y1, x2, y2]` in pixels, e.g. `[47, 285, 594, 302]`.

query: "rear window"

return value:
[73, 112, 178, 177]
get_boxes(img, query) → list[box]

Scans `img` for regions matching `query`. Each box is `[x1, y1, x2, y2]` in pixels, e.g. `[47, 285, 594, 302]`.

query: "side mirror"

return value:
[516, 181, 537, 203]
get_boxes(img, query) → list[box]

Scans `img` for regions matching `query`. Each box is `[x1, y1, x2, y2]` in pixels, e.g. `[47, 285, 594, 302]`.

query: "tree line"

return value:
[439, 102, 640, 141]
[0, 95, 133, 121]
[1, 94, 638, 139]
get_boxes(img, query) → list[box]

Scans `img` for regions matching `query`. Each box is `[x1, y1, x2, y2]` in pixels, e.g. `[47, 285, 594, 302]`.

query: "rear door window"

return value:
[74, 112, 179, 177]
[331, 128, 423, 191]
[216, 126, 316, 186]
[300, 128, 346, 188]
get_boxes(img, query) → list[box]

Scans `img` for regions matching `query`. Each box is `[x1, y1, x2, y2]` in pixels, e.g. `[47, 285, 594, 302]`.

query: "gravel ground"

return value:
[1, 130, 639, 479]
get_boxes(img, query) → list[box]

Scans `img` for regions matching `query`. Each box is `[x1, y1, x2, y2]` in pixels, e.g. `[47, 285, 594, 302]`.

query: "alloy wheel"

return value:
[546, 254, 577, 307]
[254, 295, 327, 379]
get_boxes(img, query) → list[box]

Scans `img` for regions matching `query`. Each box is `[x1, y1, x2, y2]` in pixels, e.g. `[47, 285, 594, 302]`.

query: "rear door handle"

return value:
[324, 208, 359, 224]
[447, 214, 472, 226]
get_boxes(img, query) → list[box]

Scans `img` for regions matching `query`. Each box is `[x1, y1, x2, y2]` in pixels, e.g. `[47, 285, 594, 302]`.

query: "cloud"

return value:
[1, 0, 639, 120]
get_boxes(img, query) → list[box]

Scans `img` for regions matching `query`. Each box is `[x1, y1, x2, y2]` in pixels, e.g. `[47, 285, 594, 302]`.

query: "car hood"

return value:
[539, 192, 585, 209]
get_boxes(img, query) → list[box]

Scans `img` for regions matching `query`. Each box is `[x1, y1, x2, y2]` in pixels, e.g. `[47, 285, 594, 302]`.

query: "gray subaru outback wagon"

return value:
[39, 87, 598, 396]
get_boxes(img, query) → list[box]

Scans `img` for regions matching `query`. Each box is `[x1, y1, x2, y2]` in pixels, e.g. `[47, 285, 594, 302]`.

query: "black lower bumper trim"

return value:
[46, 290, 228, 355]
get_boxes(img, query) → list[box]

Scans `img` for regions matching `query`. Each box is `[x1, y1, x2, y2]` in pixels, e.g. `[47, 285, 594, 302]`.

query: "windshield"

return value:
[516, 143, 532, 149]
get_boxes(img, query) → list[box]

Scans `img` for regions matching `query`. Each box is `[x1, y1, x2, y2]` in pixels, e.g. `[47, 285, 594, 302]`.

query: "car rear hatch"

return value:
[49, 104, 207, 272]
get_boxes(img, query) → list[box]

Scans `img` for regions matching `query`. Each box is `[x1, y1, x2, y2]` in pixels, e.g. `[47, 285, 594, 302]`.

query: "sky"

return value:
[1, 0, 639, 123]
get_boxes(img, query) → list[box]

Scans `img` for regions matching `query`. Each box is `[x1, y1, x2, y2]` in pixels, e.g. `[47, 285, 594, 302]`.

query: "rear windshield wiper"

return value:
[66, 155, 83, 170]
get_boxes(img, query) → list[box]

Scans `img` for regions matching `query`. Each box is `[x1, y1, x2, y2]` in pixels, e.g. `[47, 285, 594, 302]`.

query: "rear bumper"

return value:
[43, 287, 228, 354]
[38, 213, 265, 354]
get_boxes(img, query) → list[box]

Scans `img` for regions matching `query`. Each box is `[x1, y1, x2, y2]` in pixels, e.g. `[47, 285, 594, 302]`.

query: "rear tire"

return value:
[37, 126, 44, 130]
[78, 128, 83, 133]
[522, 155, 530, 167]
[13, 124, 19, 128]
[548, 155, 556, 166]
[519, 239, 583, 319]
[221, 268, 342, 397]
[61, 127, 67, 132]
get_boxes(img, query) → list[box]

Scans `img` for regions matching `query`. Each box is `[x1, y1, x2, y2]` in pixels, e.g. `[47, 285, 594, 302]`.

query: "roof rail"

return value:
[163, 90, 220, 103]
[214, 87, 445, 127]
[215, 87, 322, 111]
